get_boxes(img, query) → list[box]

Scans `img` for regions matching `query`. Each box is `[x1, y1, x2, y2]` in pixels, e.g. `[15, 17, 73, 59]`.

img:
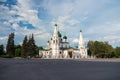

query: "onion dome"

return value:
[57, 31, 62, 37]
[47, 41, 50, 43]
[51, 38, 52, 40]
[55, 24, 57, 26]
[63, 35, 67, 39]
[80, 30, 82, 32]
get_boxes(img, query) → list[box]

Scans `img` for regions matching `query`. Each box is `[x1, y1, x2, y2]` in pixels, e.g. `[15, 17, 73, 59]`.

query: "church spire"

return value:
[51, 24, 60, 58]
[78, 29, 85, 49]
[53, 24, 58, 35]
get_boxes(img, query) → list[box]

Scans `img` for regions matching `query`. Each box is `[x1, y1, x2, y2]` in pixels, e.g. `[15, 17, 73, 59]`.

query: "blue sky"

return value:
[0, 0, 120, 47]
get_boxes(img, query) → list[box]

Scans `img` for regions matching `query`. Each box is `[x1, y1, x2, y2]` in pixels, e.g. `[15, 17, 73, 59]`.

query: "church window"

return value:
[56, 40, 57, 43]
[53, 40, 55, 43]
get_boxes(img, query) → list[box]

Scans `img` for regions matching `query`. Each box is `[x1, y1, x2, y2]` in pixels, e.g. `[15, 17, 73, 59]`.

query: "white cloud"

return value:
[13, 24, 51, 46]
[57, 16, 70, 23]
[13, 0, 42, 28]
[86, 22, 120, 36]
[85, 21, 120, 46]
[3, 21, 10, 26]
[0, 0, 120, 47]
[41, 0, 74, 17]
[72, 38, 79, 43]
[51, 15, 80, 31]
[0, 0, 51, 46]
[0, 36, 7, 40]
[0, 36, 8, 45]
[67, 19, 79, 26]
[11, 23, 19, 30]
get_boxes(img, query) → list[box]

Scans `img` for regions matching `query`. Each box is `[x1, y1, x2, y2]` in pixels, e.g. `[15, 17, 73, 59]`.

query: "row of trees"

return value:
[0, 33, 43, 58]
[21, 34, 36, 58]
[87, 41, 120, 58]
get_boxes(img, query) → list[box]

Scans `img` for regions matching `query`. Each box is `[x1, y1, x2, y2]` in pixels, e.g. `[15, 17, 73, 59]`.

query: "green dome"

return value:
[80, 30, 82, 32]
[51, 38, 52, 40]
[55, 24, 57, 26]
[57, 31, 62, 37]
[47, 41, 50, 43]
[63, 35, 67, 39]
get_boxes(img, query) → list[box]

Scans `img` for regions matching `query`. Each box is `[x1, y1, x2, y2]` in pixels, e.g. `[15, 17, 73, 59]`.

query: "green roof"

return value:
[57, 31, 62, 37]
[55, 24, 57, 26]
[80, 30, 82, 32]
[63, 35, 67, 39]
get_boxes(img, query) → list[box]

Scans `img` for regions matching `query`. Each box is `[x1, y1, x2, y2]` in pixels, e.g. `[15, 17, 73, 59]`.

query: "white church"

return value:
[39, 24, 88, 59]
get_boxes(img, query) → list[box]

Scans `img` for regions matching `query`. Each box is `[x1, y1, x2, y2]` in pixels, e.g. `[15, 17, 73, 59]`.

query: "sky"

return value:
[0, 0, 120, 48]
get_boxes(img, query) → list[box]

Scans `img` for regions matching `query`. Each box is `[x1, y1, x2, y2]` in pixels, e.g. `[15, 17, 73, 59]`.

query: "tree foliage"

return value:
[6, 33, 15, 57]
[87, 41, 114, 58]
[21, 35, 28, 58]
[27, 34, 36, 57]
[115, 47, 120, 57]
[21, 34, 36, 58]
[35, 46, 43, 55]
[0, 45, 5, 56]
[15, 45, 21, 57]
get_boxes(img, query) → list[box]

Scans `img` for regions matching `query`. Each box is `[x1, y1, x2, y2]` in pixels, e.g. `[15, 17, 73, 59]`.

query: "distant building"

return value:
[39, 24, 88, 59]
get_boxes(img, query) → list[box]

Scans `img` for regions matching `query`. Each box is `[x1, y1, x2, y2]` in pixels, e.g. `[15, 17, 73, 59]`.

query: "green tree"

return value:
[0, 45, 5, 56]
[15, 45, 21, 57]
[27, 34, 36, 57]
[21, 34, 36, 58]
[103, 42, 114, 58]
[21, 35, 28, 58]
[87, 41, 95, 56]
[87, 41, 114, 58]
[35, 46, 43, 55]
[6, 33, 15, 57]
[115, 47, 120, 57]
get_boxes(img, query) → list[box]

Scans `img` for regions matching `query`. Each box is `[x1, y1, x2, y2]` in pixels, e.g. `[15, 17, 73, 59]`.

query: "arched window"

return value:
[53, 40, 55, 43]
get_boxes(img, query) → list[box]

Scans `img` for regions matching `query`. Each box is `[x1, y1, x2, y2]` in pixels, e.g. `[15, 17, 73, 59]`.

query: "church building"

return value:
[39, 24, 88, 59]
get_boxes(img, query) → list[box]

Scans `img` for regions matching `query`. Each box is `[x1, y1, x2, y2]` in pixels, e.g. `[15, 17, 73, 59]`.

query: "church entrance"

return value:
[68, 51, 72, 58]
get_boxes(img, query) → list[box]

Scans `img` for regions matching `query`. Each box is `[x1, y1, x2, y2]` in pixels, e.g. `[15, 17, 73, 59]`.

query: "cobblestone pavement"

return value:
[0, 58, 120, 80]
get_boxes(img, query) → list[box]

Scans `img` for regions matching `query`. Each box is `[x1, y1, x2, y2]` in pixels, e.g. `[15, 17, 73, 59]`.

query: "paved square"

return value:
[0, 58, 120, 80]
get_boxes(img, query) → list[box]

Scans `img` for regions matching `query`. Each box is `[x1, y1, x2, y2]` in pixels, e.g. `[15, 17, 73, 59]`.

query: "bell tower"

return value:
[51, 24, 60, 58]
[78, 30, 85, 49]
[78, 30, 87, 58]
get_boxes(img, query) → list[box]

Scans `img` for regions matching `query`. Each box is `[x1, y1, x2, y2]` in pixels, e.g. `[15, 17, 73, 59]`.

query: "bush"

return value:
[1, 55, 13, 58]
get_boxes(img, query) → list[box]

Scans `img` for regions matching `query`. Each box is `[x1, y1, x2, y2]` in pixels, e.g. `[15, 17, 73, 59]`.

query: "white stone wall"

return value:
[39, 25, 88, 59]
